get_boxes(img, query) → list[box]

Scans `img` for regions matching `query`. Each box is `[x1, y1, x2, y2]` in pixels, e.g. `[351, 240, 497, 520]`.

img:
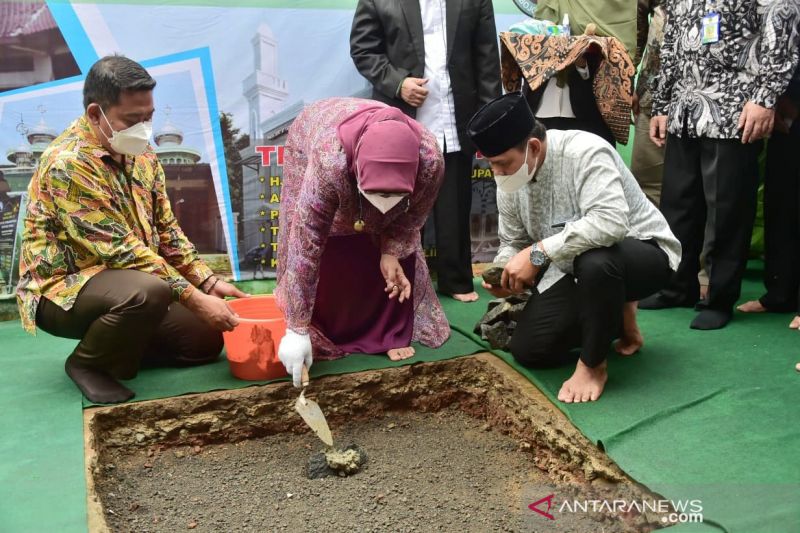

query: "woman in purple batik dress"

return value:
[274, 97, 451, 387]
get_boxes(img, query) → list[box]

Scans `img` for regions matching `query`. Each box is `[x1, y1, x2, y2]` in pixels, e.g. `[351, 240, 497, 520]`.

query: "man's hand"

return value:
[185, 289, 239, 332]
[649, 115, 668, 147]
[481, 280, 512, 299]
[631, 92, 640, 119]
[380, 254, 412, 303]
[501, 247, 539, 294]
[738, 101, 774, 144]
[278, 329, 313, 388]
[400, 77, 429, 107]
[208, 279, 250, 300]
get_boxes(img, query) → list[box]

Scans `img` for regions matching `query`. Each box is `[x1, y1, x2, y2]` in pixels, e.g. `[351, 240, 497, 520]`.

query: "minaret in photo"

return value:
[243, 23, 289, 142]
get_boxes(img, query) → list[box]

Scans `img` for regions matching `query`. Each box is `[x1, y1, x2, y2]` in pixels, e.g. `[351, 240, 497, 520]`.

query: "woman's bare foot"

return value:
[387, 346, 416, 361]
[452, 291, 479, 303]
[557, 360, 608, 403]
[789, 316, 800, 329]
[737, 300, 767, 313]
[614, 301, 643, 356]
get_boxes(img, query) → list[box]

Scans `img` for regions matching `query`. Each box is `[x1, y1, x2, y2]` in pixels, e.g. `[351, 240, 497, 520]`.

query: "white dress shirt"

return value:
[535, 65, 590, 119]
[416, 0, 460, 153]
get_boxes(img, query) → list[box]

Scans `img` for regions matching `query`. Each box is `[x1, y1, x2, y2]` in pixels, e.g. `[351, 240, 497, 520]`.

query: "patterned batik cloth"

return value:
[275, 97, 450, 359]
[651, 0, 800, 139]
[500, 33, 636, 144]
[17, 115, 212, 334]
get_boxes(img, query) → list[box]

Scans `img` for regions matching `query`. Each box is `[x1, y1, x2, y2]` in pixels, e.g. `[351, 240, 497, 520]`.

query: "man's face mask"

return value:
[358, 187, 408, 214]
[99, 107, 153, 157]
[494, 142, 538, 194]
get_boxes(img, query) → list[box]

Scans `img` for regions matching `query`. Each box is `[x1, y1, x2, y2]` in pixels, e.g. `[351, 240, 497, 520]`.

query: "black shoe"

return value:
[65, 356, 135, 404]
[639, 292, 695, 310]
[690, 309, 732, 330]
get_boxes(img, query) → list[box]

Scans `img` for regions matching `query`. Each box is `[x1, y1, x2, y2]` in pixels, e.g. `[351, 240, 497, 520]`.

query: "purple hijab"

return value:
[337, 105, 423, 194]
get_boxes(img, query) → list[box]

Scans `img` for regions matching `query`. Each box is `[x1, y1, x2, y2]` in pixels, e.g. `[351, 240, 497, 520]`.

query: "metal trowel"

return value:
[294, 365, 334, 447]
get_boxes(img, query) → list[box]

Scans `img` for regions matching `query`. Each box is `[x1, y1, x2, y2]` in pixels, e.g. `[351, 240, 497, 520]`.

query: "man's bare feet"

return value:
[614, 301, 643, 356]
[452, 291, 479, 303]
[557, 359, 608, 403]
[387, 346, 416, 361]
[737, 300, 767, 313]
[789, 316, 800, 329]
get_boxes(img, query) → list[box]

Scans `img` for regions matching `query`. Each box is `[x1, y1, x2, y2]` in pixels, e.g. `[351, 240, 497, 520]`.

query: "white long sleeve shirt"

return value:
[416, 0, 461, 153]
[494, 130, 681, 293]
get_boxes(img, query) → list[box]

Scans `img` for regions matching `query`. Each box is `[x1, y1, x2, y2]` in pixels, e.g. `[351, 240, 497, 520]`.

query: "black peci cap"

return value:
[467, 93, 535, 157]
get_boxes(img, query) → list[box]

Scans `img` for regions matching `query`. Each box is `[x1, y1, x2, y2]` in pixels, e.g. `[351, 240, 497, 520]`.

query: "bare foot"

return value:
[790, 316, 800, 329]
[557, 360, 608, 403]
[614, 332, 643, 356]
[452, 291, 479, 303]
[737, 300, 767, 313]
[614, 301, 643, 356]
[387, 346, 416, 361]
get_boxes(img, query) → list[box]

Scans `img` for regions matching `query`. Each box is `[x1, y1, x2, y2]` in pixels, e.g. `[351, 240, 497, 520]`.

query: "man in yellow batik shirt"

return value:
[17, 56, 248, 404]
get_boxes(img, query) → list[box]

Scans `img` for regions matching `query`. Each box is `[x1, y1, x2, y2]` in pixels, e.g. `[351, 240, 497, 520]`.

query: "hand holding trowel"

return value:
[294, 365, 334, 448]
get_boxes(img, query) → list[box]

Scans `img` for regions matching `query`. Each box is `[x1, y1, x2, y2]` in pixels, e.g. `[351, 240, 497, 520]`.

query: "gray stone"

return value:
[509, 302, 526, 322]
[474, 301, 511, 334]
[481, 322, 509, 350]
[487, 298, 506, 311]
[481, 266, 505, 287]
[506, 292, 531, 305]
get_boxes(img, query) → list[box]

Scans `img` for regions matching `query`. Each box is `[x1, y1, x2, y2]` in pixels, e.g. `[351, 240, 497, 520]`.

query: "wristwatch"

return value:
[529, 242, 551, 267]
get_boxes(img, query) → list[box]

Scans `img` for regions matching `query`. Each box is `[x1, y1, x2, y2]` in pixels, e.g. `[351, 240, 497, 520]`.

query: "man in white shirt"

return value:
[467, 93, 681, 403]
[350, 0, 502, 302]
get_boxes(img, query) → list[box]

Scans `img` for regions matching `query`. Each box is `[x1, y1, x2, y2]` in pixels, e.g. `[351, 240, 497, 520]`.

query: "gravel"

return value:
[97, 409, 631, 532]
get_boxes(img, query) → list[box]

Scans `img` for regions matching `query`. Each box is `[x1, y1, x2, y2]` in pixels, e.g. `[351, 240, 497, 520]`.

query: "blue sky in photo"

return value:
[1, 69, 208, 163]
[83, 4, 521, 133]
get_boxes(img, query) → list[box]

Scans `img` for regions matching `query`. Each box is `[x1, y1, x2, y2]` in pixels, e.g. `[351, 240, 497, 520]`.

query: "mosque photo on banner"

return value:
[0, 1, 82, 93]
[0, 53, 235, 278]
[2, 1, 522, 281]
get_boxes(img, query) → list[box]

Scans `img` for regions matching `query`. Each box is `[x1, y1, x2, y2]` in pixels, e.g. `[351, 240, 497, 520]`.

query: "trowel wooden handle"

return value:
[301, 365, 310, 387]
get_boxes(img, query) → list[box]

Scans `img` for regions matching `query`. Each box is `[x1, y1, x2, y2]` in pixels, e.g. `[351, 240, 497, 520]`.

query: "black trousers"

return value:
[36, 269, 222, 380]
[760, 127, 800, 312]
[509, 239, 671, 369]
[433, 147, 474, 294]
[658, 133, 762, 311]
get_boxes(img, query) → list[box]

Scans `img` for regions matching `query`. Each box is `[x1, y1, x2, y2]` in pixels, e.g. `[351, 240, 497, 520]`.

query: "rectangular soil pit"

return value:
[86, 354, 668, 532]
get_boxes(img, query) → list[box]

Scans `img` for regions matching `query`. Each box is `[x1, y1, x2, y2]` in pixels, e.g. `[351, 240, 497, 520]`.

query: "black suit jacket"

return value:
[350, 0, 502, 150]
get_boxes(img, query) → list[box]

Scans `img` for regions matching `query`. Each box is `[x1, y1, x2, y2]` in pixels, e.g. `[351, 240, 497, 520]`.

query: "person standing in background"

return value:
[630, 0, 665, 206]
[641, 0, 799, 331]
[350, 0, 502, 302]
[737, 60, 800, 327]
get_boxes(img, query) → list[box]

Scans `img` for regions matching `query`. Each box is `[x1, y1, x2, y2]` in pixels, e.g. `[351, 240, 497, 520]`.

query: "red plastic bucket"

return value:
[223, 295, 288, 381]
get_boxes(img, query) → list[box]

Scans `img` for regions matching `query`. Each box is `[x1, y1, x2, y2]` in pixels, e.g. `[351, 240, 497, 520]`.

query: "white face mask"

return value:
[494, 143, 538, 194]
[359, 187, 407, 214]
[99, 107, 153, 156]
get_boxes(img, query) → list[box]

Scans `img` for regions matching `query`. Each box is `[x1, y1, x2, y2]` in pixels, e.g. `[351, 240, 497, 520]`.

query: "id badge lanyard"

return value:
[701, 0, 720, 44]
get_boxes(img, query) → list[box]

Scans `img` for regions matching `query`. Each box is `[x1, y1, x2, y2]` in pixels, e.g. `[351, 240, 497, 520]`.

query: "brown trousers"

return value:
[36, 269, 223, 380]
[631, 100, 665, 207]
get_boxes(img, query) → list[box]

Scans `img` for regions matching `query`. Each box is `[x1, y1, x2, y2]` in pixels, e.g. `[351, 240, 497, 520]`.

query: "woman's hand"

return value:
[380, 254, 412, 303]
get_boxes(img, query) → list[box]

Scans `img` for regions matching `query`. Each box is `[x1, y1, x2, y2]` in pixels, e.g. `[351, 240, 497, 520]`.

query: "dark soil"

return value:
[96, 408, 627, 533]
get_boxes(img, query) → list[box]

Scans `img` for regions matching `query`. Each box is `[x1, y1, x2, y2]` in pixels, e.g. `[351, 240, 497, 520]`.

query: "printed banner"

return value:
[0, 1, 525, 281]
